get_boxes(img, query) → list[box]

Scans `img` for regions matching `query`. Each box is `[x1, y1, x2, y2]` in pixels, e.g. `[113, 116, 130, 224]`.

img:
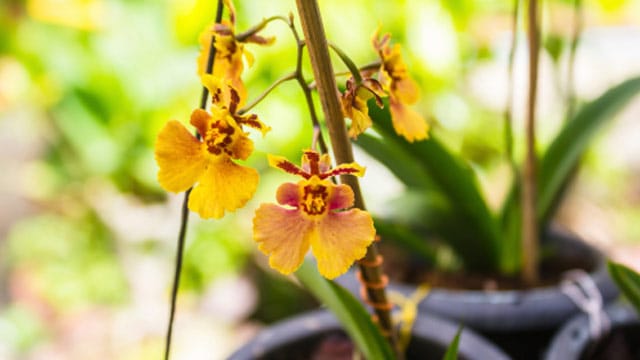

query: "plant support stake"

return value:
[522, 0, 540, 285]
[295, 0, 397, 352]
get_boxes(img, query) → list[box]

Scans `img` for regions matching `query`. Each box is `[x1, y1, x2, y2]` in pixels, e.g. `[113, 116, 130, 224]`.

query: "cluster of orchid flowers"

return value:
[154, 0, 428, 279]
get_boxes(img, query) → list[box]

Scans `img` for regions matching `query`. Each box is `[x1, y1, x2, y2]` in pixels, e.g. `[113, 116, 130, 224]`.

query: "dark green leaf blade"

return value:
[608, 261, 640, 313]
[356, 132, 433, 189]
[359, 104, 501, 272]
[442, 326, 463, 360]
[295, 260, 395, 360]
[499, 76, 640, 273]
[539, 76, 640, 223]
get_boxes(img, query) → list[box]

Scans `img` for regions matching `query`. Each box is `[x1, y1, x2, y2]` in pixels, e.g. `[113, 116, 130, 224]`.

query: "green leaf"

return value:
[539, 76, 640, 223]
[442, 326, 463, 360]
[374, 216, 439, 265]
[295, 260, 395, 360]
[499, 76, 640, 273]
[359, 104, 501, 272]
[356, 133, 433, 189]
[608, 261, 640, 314]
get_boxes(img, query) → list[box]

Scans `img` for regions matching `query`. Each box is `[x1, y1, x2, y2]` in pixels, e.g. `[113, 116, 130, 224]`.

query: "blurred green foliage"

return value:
[1, 0, 638, 357]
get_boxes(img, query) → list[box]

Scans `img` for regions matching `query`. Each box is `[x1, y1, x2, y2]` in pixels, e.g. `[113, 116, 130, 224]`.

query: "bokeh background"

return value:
[1, 0, 639, 358]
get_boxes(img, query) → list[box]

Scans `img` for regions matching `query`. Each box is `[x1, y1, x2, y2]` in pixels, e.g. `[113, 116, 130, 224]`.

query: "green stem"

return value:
[165, 2, 224, 360]
[238, 71, 297, 114]
[329, 42, 363, 84]
[295, 0, 397, 353]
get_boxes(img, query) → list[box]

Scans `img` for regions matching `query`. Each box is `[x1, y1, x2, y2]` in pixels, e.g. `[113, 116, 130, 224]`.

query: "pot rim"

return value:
[544, 303, 639, 360]
[336, 226, 619, 332]
[227, 309, 510, 360]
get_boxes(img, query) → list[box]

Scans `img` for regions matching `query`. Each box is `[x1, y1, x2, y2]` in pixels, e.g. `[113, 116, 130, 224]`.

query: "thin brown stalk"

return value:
[522, 0, 540, 285]
[295, 0, 397, 353]
[165, 2, 224, 360]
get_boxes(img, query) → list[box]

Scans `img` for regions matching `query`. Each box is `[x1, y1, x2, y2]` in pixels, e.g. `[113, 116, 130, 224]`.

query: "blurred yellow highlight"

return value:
[27, 0, 105, 30]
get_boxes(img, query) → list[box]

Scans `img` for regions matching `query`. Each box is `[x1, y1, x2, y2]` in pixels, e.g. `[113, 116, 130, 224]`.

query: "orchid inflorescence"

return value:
[154, 0, 428, 279]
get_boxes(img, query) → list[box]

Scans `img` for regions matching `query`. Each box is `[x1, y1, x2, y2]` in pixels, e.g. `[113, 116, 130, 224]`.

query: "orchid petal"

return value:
[253, 204, 312, 275]
[155, 120, 207, 193]
[188, 158, 258, 219]
[268, 154, 309, 178]
[389, 99, 429, 143]
[328, 184, 354, 210]
[311, 209, 375, 279]
[321, 162, 366, 179]
[276, 182, 300, 207]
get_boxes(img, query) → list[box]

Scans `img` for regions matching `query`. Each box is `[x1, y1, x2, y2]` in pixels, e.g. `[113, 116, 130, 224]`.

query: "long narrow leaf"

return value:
[374, 216, 439, 265]
[499, 76, 640, 273]
[295, 260, 395, 360]
[357, 133, 433, 189]
[442, 326, 463, 360]
[608, 261, 640, 313]
[359, 104, 501, 272]
[539, 76, 640, 222]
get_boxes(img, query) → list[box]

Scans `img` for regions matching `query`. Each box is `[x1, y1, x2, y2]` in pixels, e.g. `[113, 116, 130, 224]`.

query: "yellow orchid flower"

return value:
[154, 80, 269, 219]
[197, 0, 274, 102]
[253, 150, 375, 279]
[373, 30, 429, 142]
[341, 77, 386, 139]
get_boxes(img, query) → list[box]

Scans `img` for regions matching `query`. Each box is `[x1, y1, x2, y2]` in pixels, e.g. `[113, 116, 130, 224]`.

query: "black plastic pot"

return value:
[336, 227, 619, 359]
[545, 304, 640, 360]
[228, 309, 510, 359]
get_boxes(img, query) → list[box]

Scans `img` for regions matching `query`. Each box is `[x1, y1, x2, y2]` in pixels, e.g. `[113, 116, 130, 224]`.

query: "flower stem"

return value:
[238, 71, 297, 114]
[164, 2, 224, 360]
[235, 15, 289, 42]
[295, 0, 397, 352]
[329, 42, 363, 84]
[522, 0, 540, 285]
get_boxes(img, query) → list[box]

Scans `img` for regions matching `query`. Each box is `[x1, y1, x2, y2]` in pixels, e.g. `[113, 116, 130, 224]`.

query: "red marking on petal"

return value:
[320, 166, 362, 179]
[303, 150, 321, 175]
[268, 155, 310, 179]
[237, 114, 262, 129]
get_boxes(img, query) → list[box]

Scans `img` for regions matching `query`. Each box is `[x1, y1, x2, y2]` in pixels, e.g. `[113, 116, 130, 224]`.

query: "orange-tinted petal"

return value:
[188, 158, 258, 219]
[190, 108, 210, 138]
[276, 182, 300, 207]
[253, 204, 313, 275]
[327, 184, 354, 210]
[230, 132, 253, 161]
[393, 76, 420, 105]
[311, 209, 375, 279]
[213, 36, 247, 102]
[197, 26, 215, 77]
[155, 120, 207, 193]
[389, 99, 429, 143]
